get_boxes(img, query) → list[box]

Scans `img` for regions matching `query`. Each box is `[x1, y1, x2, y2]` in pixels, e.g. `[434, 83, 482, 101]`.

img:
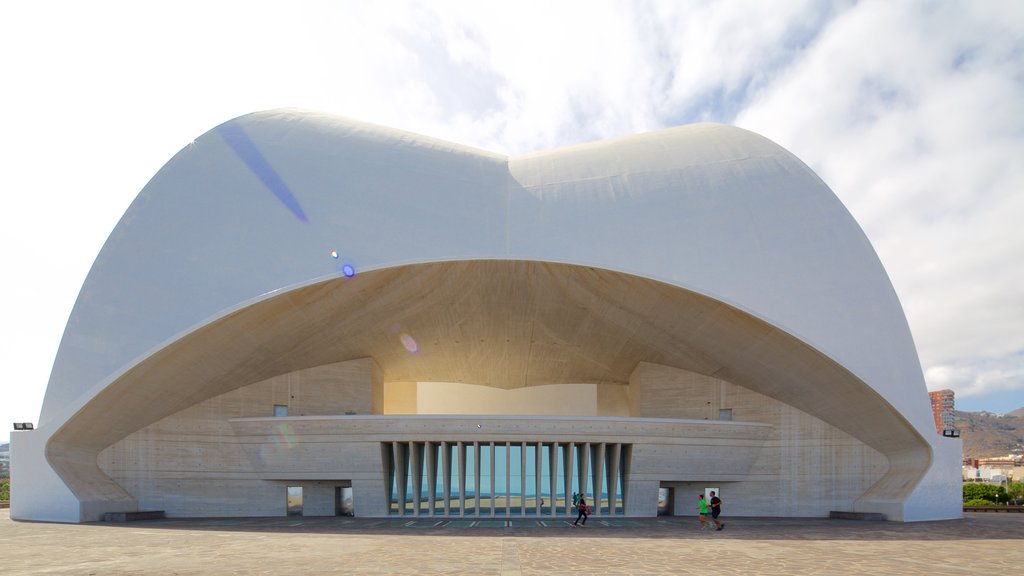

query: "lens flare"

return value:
[342, 264, 356, 278]
[330, 250, 339, 259]
[400, 333, 419, 354]
[274, 422, 297, 447]
[216, 121, 308, 222]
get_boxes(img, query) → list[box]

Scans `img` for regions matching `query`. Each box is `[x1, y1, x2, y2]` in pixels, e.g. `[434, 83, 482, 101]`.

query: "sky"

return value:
[1, 0, 1022, 444]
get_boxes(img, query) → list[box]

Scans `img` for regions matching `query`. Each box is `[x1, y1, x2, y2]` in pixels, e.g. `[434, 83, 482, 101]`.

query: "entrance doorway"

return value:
[286, 486, 303, 516]
[335, 486, 354, 516]
[657, 487, 673, 516]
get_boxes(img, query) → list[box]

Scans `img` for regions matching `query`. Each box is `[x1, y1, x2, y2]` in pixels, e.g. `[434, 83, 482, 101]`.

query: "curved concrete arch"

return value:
[46, 260, 924, 511]
[15, 109, 960, 522]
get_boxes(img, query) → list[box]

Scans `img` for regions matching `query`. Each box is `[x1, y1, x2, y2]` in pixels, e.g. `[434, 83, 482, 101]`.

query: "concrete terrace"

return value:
[2, 510, 1022, 575]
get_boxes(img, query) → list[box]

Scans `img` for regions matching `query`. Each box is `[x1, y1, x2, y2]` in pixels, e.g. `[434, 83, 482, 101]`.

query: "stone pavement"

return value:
[2, 510, 1022, 575]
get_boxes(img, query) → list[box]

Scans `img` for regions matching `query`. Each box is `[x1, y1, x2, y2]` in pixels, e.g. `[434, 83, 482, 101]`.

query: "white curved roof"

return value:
[35, 109, 954, 520]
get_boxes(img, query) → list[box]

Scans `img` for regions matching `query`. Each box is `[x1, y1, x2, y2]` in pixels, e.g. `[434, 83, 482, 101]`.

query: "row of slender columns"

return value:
[384, 441, 630, 517]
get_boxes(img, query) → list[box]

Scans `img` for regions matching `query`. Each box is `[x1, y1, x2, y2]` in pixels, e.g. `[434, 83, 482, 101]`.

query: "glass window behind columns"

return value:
[434, 444, 445, 516]
[494, 443, 507, 513]
[448, 443, 460, 516]
[403, 448, 414, 515]
[539, 444, 551, 514]
[524, 443, 537, 513]
[615, 456, 626, 515]
[479, 445, 492, 514]
[465, 445, 476, 514]
[509, 443, 522, 515]
[418, 444, 430, 515]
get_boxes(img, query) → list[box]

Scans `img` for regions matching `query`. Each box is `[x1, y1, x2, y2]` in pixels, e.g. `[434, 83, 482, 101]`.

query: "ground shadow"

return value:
[84, 513, 1024, 542]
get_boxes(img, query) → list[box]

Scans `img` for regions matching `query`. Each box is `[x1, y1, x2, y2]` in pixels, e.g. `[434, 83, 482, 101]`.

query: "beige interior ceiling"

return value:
[47, 260, 927, 503]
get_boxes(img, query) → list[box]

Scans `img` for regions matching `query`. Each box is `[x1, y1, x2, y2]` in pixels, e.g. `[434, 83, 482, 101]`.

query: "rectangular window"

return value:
[273, 404, 288, 417]
[718, 409, 732, 421]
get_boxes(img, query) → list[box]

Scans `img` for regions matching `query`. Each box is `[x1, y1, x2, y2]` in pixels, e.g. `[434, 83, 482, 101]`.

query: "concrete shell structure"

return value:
[11, 109, 961, 522]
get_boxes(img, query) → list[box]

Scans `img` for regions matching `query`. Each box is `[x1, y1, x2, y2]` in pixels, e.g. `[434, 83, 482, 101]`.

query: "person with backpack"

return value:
[573, 493, 589, 527]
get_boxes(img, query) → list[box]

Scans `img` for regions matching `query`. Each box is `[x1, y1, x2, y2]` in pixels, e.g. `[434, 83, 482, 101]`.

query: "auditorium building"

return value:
[11, 109, 961, 522]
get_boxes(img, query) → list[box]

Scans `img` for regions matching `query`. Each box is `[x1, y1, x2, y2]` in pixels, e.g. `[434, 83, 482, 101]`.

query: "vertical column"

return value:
[563, 442, 574, 516]
[535, 442, 543, 516]
[549, 442, 559, 518]
[410, 441, 421, 517]
[392, 441, 406, 516]
[493, 438, 497, 516]
[520, 441, 527, 517]
[426, 441, 436, 517]
[505, 441, 511, 518]
[474, 441, 481, 518]
[578, 442, 590, 505]
[607, 443, 621, 517]
[592, 443, 605, 517]
[458, 441, 466, 518]
[441, 441, 451, 517]
[382, 443, 394, 516]
[618, 440, 626, 512]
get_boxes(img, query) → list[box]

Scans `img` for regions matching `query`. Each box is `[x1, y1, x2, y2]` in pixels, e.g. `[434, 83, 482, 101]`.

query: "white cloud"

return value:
[736, 1, 1024, 403]
[2, 0, 1023, 442]
[925, 355, 1024, 403]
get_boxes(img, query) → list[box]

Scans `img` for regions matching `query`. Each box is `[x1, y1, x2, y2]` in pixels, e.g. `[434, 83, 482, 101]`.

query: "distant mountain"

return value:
[956, 408, 1024, 458]
[0, 443, 8, 453]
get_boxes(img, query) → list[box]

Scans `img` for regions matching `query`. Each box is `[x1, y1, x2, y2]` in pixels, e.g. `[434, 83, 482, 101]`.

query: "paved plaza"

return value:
[2, 509, 1022, 575]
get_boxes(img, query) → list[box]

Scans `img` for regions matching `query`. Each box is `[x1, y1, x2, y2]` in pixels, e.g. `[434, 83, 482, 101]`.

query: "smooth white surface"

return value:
[18, 110, 959, 521]
[9, 431, 82, 523]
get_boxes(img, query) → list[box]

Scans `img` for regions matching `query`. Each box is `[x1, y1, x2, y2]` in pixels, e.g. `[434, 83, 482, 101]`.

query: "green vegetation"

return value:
[0, 476, 9, 502]
[962, 483, 1009, 505]
[1007, 482, 1024, 505]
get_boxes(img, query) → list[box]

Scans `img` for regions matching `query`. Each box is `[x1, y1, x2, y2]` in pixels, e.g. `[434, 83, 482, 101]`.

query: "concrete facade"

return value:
[94, 358, 884, 519]
[11, 109, 961, 522]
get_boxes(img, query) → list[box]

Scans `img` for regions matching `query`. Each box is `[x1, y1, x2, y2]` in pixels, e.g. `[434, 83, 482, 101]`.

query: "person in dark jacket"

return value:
[573, 493, 589, 527]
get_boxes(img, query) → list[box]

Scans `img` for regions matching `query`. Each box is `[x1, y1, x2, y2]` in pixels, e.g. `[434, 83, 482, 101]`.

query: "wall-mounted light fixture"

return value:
[13, 422, 34, 430]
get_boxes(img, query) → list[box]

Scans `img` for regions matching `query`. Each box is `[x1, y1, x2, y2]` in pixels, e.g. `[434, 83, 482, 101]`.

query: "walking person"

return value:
[697, 493, 710, 530]
[708, 491, 725, 530]
[573, 493, 589, 527]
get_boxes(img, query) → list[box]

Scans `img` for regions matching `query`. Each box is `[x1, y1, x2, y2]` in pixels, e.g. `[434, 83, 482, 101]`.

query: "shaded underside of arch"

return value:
[46, 260, 929, 509]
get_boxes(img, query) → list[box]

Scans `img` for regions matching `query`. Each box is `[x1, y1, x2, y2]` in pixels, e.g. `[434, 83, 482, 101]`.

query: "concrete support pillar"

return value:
[410, 441, 421, 516]
[578, 442, 590, 502]
[505, 442, 511, 517]
[426, 441, 436, 517]
[549, 442, 559, 518]
[392, 441, 406, 515]
[441, 441, 450, 517]
[563, 442, 574, 516]
[535, 442, 542, 516]
[473, 441, 481, 517]
[458, 441, 466, 517]
[592, 443, 605, 517]
[493, 438, 497, 516]
[621, 445, 632, 515]
[519, 442, 527, 517]
[381, 443, 393, 515]
[607, 443, 621, 517]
